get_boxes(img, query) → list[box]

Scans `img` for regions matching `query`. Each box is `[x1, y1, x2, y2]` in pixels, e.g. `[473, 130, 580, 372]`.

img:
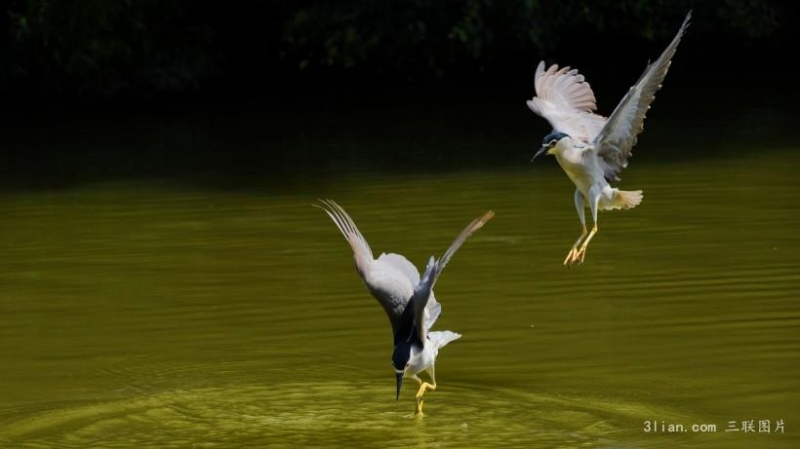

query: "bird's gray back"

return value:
[377, 253, 420, 285]
[365, 253, 420, 335]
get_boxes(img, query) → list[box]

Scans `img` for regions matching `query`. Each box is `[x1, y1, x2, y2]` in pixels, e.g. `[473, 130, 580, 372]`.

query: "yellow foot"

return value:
[563, 248, 576, 265]
[563, 247, 586, 266]
[573, 246, 587, 264]
[414, 382, 436, 416]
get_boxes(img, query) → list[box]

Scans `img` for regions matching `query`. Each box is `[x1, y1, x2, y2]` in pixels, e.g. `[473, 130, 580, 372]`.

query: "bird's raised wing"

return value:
[594, 11, 691, 180]
[316, 199, 374, 275]
[527, 61, 607, 144]
[317, 199, 413, 334]
[412, 210, 495, 344]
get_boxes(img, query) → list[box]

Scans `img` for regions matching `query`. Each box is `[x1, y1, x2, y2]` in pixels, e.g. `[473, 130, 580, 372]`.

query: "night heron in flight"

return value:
[529, 12, 691, 265]
[316, 199, 494, 416]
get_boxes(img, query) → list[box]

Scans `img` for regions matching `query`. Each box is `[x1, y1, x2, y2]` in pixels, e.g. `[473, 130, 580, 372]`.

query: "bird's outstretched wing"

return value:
[594, 11, 692, 180]
[412, 210, 495, 343]
[527, 61, 607, 144]
[316, 199, 374, 276]
[316, 199, 413, 334]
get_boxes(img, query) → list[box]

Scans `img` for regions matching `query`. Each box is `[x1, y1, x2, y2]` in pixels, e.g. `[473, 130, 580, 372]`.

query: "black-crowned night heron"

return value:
[529, 11, 691, 266]
[316, 199, 493, 416]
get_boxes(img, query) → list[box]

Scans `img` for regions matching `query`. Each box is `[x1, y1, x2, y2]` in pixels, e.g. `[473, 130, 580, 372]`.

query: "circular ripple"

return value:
[0, 379, 689, 448]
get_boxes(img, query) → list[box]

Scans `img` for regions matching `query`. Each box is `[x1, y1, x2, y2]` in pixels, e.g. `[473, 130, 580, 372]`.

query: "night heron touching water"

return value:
[529, 12, 691, 266]
[316, 199, 494, 416]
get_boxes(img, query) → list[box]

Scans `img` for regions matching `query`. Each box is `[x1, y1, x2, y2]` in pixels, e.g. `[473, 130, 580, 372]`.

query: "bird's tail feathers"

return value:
[604, 189, 643, 210]
[428, 330, 462, 350]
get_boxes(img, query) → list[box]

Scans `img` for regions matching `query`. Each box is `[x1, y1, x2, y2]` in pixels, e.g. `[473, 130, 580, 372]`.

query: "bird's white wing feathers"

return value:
[533, 61, 598, 112]
[594, 11, 691, 179]
[527, 61, 607, 144]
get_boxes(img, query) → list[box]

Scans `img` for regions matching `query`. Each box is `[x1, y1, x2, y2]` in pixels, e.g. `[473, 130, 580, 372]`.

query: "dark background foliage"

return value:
[2, 0, 794, 100]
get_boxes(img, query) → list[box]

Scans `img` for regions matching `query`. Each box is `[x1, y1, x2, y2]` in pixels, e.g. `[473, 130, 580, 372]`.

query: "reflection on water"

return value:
[1, 107, 799, 447]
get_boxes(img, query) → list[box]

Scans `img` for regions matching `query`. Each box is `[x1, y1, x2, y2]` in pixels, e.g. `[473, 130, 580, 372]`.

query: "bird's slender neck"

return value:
[551, 137, 574, 155]
[553, 138, 590, 167]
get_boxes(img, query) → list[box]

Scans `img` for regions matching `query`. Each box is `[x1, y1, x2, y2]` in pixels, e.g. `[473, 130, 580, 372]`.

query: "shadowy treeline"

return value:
[1, 0, 792, 100]
[0, 1, 797, 190]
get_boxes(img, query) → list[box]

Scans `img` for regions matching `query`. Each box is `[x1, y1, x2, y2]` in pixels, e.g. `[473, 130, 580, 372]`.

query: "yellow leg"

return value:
[412, 368, 438, 417]
[415, 381, 436, 399]
[414, 382, 436, 416]
[563, 226, 588, 266]
[571, 224, 598, 264]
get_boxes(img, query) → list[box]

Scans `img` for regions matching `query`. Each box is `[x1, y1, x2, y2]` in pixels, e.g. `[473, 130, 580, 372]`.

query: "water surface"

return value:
[1, 97, 798, 448]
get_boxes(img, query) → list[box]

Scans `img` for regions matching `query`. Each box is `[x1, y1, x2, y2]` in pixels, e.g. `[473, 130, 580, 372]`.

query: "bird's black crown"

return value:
[542, 131, 569, 145]
[392, 342, 412, 370]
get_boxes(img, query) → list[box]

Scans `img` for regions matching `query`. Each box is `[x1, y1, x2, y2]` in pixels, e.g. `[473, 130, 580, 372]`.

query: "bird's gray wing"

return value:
[412, 210, 495, 344]
[316, 199, 374, 276]
[593, 11, 691, 180]
[527, 61, 607, 144]
[317, 199, 413, 333]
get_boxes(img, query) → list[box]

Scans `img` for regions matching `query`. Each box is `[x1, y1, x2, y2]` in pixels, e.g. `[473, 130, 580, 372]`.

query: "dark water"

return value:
[1, 92, 799, 448]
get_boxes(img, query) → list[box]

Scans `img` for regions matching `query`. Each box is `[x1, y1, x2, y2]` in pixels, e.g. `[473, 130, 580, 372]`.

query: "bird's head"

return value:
[532, 131, 571, 161]
[391, 342, 412, 400]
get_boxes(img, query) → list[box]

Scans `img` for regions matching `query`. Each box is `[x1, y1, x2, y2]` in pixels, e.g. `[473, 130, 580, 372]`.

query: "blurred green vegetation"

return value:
[6, 0, 220, 96]
[2, 0, 787, 97]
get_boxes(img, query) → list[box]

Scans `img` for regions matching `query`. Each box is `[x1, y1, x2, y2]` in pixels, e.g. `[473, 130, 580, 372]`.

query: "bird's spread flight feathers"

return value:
[528, 61, 607, 144]
[316, 199, 411, 334]
[318, 200, 493, 345]
[594, 11, 692, 180]
[528, 11, 691, 180]
[533, 62, 598, 112]
[316, 199, 374, 277]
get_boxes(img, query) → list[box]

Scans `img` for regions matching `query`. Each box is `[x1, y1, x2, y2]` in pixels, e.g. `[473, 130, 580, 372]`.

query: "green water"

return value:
[1, 100, 799, 448]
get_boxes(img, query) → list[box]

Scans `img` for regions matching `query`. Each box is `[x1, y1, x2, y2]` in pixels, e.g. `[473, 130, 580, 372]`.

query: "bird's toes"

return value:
[564, 249, 581, 266]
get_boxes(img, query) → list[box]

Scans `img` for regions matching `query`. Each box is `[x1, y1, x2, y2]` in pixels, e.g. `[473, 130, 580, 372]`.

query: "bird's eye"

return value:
[549, 140, 557, 147]
[405, 363, 410, 368]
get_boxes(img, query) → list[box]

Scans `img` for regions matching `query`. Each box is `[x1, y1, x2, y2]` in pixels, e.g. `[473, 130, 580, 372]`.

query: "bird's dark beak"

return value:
[395, 372, 404, 401]
[532, 145, 548, 162]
